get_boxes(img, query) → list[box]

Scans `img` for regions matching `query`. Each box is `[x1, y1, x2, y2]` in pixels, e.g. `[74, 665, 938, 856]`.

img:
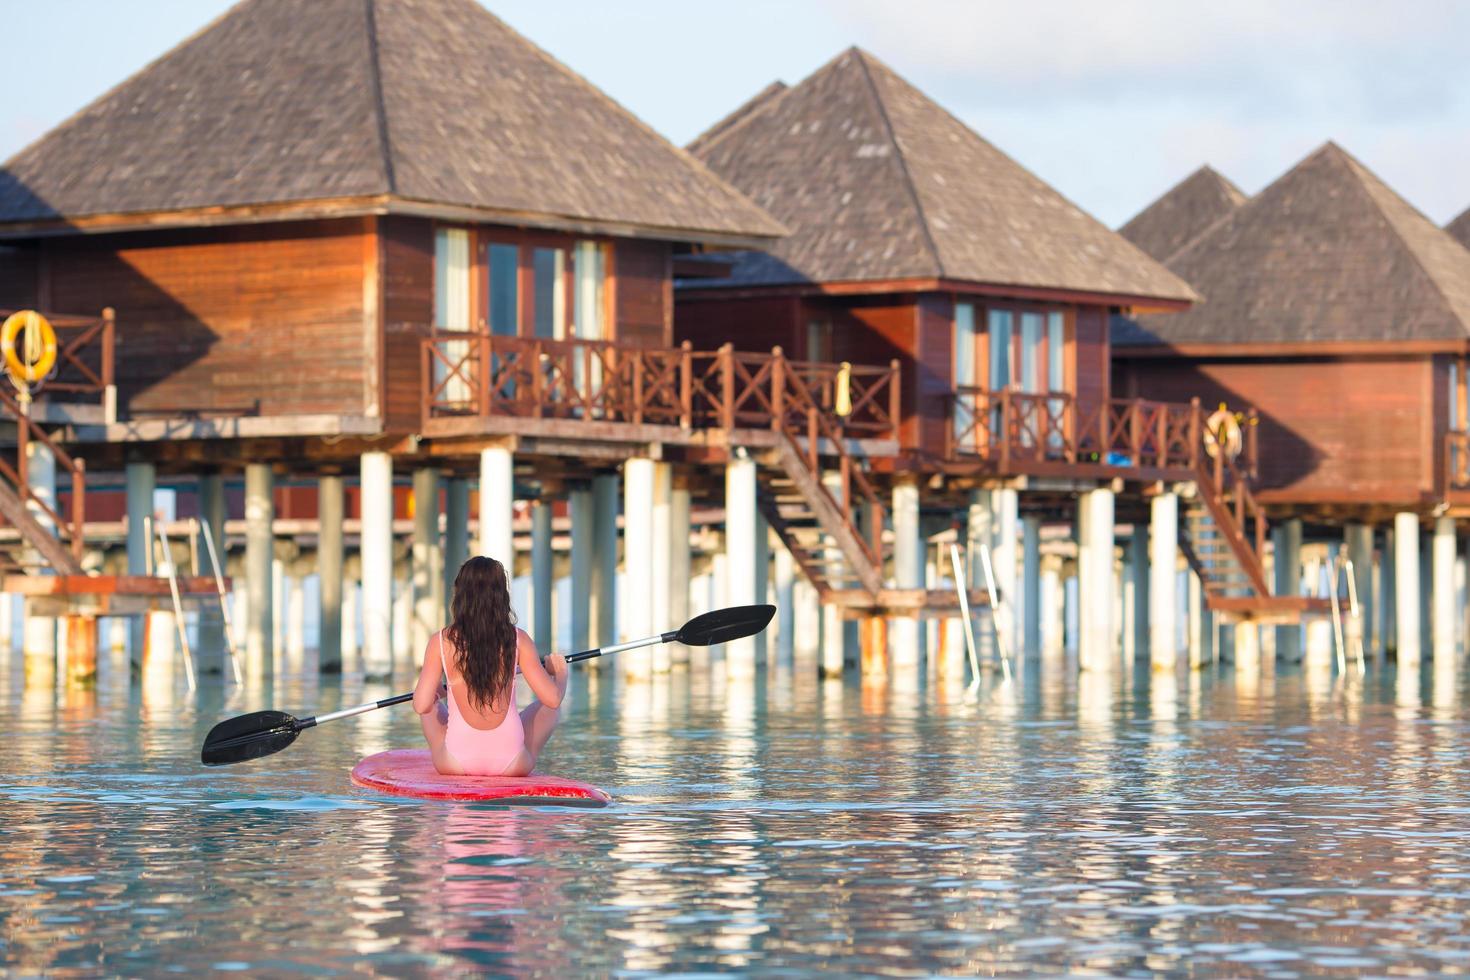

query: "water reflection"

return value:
[0, 644, 1469, 975]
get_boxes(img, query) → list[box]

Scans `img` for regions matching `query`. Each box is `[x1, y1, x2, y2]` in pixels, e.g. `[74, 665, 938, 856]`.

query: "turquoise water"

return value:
[2, 649, 1470, 976]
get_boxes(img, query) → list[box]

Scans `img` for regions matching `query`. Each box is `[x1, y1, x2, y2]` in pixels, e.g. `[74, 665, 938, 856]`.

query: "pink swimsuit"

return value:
[439, 632, 526, 776]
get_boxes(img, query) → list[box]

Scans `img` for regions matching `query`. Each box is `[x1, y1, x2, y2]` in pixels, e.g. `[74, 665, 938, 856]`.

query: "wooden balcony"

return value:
[946, 387, 1260, 483]
[0, 307, 116, 425]
[420, 332, 902, 452]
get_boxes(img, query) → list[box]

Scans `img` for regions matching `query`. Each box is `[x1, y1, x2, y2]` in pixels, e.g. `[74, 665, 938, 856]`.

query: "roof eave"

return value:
[679, 274, 1196, 309]
[0, 194, 788, 248]
[1113, 338, 1470, 358]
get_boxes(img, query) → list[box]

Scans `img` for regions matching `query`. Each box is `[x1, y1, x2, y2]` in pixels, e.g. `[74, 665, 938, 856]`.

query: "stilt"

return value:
[411, 467, 442, 656]
[126, 461, 156, 664]
[993, 487, 1019, 653]
[1345, 523, 1374, 656]
[392, 558, 412, 664]
[754, 510, 771, 664]
[621, 458, 654, 678]
[1273, 518, 1302, 663]
[670, 479, 692, 663]
[1041, 556, 1063, 657]
[318, 474, 344, 673]
[1077, 488, 1115, 670]
[967, 489, 996, 662]
[590, 473, 619, 649]
[197, 471, 227, 662]
[568, 485, 593, 654]
[651, 462, 672, 671]
[820, 603, 844, 678]
[1126, 529, 1147, 664]
[774, 540, 795, 667]
[890, 478, 921, 676]
[22, 603, 56, 689]
[1433, 516, 1456, 663]
[1394, 512, 1420, 667]
[531, 498, 554, 652]
[1381, 526, 1396, 659]
[1150, 492, 1179, 670]
[359, 451, 394, 678]
[61, 615, 97, 686]
[342, 554, 360, 668]
[286, 574, 306, 663]
[1187, 569, 1205, 668]
[1022, 515, 1041, 656]
[478, 446, 514, 567]
[244, 462, 273, 679]
[724, 451, 758, 678]
[443, 477, 470, 602]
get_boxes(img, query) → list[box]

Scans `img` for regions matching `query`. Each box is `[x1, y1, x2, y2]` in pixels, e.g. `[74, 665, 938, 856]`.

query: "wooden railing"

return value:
[0, 383, 86, 561]
[947, 387, 1200, 472]
[423, 333, 902, 439]
[0, 308, 116, 412]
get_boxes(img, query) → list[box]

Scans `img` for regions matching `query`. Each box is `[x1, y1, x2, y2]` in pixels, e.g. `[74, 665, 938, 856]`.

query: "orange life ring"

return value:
[1, 310, 58, 385]
[1203, 406, 1243, 460]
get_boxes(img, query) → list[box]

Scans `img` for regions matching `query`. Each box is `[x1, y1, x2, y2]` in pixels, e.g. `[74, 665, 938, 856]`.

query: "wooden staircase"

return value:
[1181, 440, 1319, 621]
[0, 388, 88, 576]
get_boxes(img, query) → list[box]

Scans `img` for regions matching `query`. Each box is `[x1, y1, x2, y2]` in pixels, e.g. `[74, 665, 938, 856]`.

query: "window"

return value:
[434, 229, 472, 406]
[487, 243, 519, 337]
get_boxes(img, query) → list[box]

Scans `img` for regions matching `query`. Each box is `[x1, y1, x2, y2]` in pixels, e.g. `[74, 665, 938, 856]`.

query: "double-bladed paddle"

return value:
[200, 603, 776, 766]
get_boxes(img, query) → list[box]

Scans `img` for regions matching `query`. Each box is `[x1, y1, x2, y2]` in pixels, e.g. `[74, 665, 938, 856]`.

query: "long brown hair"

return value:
[444, 556, 518, 710]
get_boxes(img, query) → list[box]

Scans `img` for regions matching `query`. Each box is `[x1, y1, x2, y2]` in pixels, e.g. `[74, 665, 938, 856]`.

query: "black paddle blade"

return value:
[201, 710, 301, 767]
[675, 604, 776, 647]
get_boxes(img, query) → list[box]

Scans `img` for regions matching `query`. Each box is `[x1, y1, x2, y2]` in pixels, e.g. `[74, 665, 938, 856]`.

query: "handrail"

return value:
[0, 307, 115, 403]
[946, 386, 1196, 471]
[420, 332, 902, 442]
[0, 383, 87, 560]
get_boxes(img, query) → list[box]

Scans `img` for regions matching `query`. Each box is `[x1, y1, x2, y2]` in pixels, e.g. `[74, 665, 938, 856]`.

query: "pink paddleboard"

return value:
[350, 749, 611, 807]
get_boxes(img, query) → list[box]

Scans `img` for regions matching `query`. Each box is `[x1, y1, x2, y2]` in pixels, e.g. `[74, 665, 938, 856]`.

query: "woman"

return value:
[413, 556, 568, 776]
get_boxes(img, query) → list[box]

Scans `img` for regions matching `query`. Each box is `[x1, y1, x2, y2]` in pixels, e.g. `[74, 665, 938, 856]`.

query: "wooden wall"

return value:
[30, 219, 371, 418]
[826, 296, 926, 450]
[380, 215, 434, 433]
[1074, 306, 1110, 422]
[615, 240, 673, 347]
[1116, 355, 1436, 506]
[674, 294, 802, 355]
[0, 245, 38, 308]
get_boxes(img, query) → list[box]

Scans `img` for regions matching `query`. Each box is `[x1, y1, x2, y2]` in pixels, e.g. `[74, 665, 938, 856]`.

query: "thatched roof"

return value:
[683, 48, 1195, 304]
[0, 0, 782, 245]
[1118, 143, 1470, 347]
[1449, 207, 1470, 252]
[1119, 166, 1247, 264]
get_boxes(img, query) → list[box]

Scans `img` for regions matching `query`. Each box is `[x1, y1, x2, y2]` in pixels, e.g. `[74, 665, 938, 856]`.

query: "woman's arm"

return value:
[412, 631, 445, 715]
[517, 629, 566, 709]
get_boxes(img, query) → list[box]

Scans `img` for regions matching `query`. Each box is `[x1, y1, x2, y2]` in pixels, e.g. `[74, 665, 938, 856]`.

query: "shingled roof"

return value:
[1119, 165, 1247, 264]
[1449, 208, 1470, 251]
[684, 48, 1195, 304]
[1117, 143, 1470, 348]
[0, 0, 782, 245]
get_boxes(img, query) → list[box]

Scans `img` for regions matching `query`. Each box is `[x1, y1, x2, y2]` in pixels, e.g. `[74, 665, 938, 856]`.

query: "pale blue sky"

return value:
[4, 0, 1469, 228]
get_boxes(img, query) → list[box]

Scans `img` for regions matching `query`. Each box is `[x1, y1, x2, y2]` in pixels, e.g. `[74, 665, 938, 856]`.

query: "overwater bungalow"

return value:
[1115, 142, 1470, 665]
[0, 0, 843, 681]
[677, 48, 1317, 671]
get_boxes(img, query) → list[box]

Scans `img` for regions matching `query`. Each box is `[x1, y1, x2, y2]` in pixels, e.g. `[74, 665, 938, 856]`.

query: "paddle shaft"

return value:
[303, 631, 676, 728]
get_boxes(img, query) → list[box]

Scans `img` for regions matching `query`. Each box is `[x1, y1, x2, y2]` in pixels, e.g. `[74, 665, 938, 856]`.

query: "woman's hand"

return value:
[546, 653, 568, 679]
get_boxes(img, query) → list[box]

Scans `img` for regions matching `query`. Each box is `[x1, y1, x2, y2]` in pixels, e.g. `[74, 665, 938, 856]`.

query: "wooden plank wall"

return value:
[380, 215, 434, 433]
[34, 219, 368, 417]
[0, 245, 39, 308]
[615, 240, 673, 347]
[1073, 306, 1110, 423]
[1116, 356, 1434, 505]
[828, 296, 922, 449]
[673, 294, 802, 354]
